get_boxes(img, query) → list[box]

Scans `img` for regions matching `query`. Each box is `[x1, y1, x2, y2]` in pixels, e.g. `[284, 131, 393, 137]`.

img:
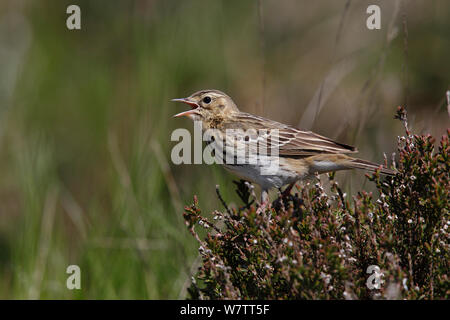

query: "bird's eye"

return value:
[203, 96, 211, 104]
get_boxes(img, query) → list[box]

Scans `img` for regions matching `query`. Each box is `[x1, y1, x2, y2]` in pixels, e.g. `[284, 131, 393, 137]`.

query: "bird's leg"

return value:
[281, 182, 296, 198]
[256, 189, 270, 214]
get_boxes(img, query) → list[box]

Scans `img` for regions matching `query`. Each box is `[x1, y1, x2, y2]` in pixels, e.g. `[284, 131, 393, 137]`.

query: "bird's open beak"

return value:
[171, 98, 200, 118]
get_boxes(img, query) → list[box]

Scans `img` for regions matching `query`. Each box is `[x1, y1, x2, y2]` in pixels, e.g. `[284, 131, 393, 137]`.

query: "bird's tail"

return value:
[347, 158, 395, 176]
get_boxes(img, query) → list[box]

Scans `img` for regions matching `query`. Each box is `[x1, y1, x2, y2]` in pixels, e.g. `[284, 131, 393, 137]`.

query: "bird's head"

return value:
[172, 89, 239, 121]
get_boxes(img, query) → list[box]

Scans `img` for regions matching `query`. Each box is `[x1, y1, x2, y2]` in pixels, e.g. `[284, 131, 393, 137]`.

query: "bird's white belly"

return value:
[223, 160, 299, 190]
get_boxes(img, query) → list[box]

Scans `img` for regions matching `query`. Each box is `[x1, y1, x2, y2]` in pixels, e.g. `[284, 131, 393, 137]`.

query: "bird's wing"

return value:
[223, 112, 358, 157]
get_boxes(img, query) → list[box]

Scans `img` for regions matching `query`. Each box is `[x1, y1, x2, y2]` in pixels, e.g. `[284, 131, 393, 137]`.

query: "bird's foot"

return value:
[256, 200, 270, 214]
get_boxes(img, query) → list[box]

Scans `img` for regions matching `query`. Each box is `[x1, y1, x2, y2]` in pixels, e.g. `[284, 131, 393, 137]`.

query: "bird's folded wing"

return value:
[229, 113, 358, 156]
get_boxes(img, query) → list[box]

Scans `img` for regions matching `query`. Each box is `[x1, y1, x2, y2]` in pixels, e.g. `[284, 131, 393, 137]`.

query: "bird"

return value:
[172, 89, 394, 212]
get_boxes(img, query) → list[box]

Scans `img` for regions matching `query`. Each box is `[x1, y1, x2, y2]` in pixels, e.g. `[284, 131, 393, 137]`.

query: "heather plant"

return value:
[183, 107, 449, 299]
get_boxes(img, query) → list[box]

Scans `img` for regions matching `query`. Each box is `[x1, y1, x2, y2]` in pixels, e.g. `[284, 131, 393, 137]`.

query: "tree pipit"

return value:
[172, 90, 394, 213]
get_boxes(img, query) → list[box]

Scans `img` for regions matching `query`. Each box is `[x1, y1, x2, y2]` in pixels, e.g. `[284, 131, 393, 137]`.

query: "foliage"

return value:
[184, 108, 449, 299]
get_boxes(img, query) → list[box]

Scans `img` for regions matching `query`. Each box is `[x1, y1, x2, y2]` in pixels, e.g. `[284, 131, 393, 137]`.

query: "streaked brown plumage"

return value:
[172, 89, 394, 211]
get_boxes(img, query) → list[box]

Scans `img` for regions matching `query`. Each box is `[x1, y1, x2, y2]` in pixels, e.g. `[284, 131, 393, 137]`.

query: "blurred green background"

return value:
[0, 0, 448, 299]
